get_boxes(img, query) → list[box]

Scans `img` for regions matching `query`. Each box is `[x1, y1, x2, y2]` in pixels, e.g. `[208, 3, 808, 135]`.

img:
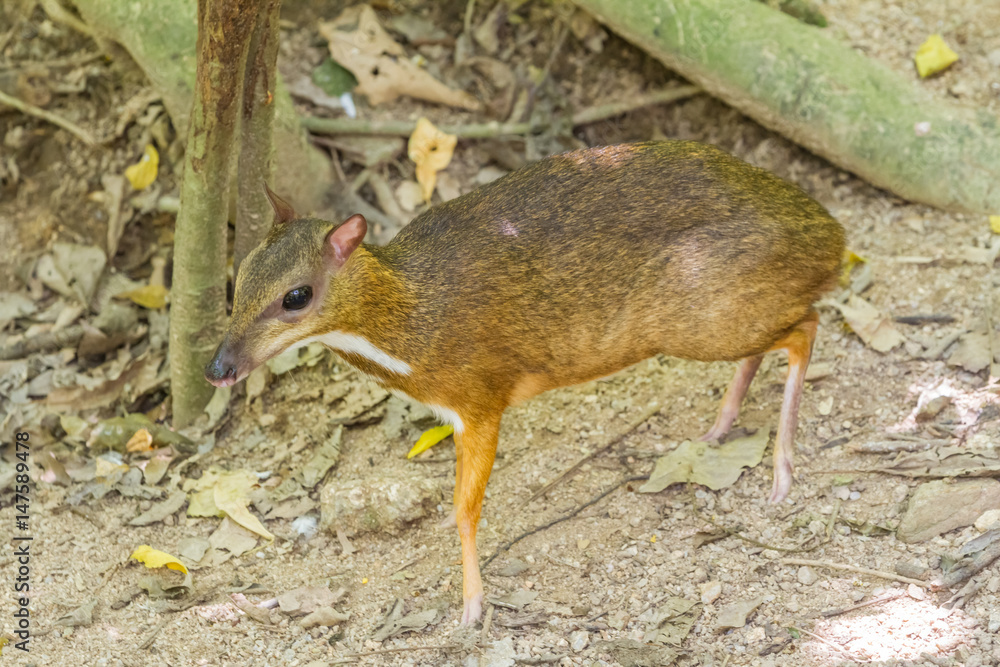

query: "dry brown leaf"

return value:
[828, 295, 905, 353]
[408, 118, 457, 202]
[639, 431, 769, 494]
[319, 5, 479, 110]
[948, 331, 992, 373]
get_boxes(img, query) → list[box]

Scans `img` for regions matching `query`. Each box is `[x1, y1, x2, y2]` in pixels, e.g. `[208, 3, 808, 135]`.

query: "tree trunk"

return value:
[235, 0, 281, 276]
[169, 0, 262, 427]
[574, 0, 1000, 215]
[72, 0, 331, 212]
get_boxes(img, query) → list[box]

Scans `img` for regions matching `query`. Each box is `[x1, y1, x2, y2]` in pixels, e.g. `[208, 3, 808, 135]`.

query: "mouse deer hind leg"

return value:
[701, 354, 764, 442]
[453, 413, 502, 625]
[767, 311, 819, 503]
[439, 438, 463, 529]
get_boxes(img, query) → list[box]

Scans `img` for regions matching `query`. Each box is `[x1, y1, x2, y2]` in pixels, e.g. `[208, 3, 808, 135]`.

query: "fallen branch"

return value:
[931, 537, 1000, 590]
[781, 558, 930, 589]
[574, 0, 1000, 215]
[300, 86, 701, 138]
[0, 325, 85, 361]
[0, 89, 97, 146]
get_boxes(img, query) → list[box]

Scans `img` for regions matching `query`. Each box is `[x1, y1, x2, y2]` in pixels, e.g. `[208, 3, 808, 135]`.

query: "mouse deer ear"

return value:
[263, 182, 296, 224]
[325, 214, 367, 269]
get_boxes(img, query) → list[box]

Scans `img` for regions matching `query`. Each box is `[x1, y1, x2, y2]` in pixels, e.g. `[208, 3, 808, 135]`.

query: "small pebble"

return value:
[988, 610, 1000, 633]
[895, 560, 926, 580]
[975, 509, 1000, 532]
[796, 566, 818, 586]
[570, 630, 589, 652]
[700, 581, 722, 605]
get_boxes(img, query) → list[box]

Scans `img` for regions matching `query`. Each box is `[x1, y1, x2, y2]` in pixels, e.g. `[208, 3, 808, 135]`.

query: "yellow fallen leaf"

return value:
[117, 284, 169, 309]
[124, 144, 159, 190]
[408, 118, 456, 202]
[407, 424, 454, 459]
[125, 427, 153, 453]
[130, 545, 189, 574]
[839, 249, 866, 287]
[990, 215, 1000, 235]
[186, 487, 222, 518]
[914, 35, 958, 78]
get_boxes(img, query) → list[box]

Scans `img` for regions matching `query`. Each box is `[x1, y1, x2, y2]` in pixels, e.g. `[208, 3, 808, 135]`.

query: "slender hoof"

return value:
[698, 424, 725, 442]
[461, 593, 484, 625]
[438, 508, 457, 529]
[769, 461, 793, 503]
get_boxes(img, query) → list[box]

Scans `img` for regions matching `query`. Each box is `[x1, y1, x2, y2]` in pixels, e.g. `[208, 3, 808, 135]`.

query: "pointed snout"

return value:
[205, 342, 241, 388]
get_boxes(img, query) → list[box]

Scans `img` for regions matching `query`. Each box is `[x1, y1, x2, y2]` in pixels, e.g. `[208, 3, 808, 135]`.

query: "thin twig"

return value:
[825, 498, 840, 539]
[919, 328, 966, 360]
[523, 401, 662, 506]
[38, 0, 95, 38]
[819, 591, 906, 618]
[332, 644, 462, 663]
[300, 86, 701, 138]
[572, 86, 702, 124]
[780, 558, 930, 589]
[0, 89, 96, 146]
[463, 0, 477, 33]
[138, 618, 170, 650]
[484, 475, 648, 569]
[893, 314, 955, 325]
[987, 282, 999, 382]
[790, 626, 861, 663]
[480, 602, 494, 645]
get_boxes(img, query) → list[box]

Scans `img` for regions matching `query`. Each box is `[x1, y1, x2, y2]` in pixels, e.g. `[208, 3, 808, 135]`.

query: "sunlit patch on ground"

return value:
[804, 594, 972, 662]
[889, 377, 1000, 435]
[193, 603, 242, 624]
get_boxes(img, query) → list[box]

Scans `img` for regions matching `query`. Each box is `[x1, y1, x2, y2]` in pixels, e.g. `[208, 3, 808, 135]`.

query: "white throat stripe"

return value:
[308, 332, 412, 376]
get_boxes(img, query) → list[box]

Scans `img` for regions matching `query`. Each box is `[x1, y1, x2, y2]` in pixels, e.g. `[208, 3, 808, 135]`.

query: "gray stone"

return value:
[320, 473, 443, 534]
[897, 480, 1000, 543]
[570, 630, 590, 651]
[796, 566, 818, 586]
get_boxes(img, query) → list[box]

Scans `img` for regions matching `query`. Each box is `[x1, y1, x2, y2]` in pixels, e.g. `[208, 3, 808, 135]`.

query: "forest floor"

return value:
[2, 1, 1000, 666]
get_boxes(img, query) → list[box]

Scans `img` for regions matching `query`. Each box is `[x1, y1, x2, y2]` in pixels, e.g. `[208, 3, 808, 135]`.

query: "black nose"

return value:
[205, 345, 239, 387]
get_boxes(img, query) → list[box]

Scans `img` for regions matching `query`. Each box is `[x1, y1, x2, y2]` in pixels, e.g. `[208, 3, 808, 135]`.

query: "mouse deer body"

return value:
[206, 141, 845, 625]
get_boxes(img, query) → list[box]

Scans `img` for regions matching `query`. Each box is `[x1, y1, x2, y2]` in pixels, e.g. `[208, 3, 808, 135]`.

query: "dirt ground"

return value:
[2, 1, 1000, 666]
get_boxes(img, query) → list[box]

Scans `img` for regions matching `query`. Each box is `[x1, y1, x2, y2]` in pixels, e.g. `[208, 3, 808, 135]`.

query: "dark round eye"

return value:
[282, 286, 312, 311]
